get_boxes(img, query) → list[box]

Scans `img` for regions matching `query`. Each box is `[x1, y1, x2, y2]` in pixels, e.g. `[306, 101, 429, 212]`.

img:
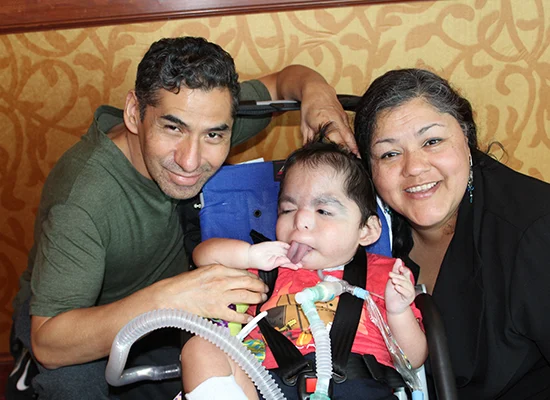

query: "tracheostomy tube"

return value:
[295, 280, 346, 400]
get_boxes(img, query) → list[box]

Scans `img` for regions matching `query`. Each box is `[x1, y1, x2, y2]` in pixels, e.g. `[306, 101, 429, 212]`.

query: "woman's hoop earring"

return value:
[467, 154, 474, 203]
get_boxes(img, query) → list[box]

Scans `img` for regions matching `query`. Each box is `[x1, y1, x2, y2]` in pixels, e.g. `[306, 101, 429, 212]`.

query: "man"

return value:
[9, 36, 355, 399]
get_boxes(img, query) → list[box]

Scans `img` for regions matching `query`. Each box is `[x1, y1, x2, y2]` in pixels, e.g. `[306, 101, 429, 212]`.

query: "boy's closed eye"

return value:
[278, 206, 296, 215]
[278, 200, 297, 215]
[317, 209, 332, 216]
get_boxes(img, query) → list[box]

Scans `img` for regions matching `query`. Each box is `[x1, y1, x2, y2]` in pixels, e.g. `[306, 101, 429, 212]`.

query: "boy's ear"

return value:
[124, 90, 140, 135]
[358, 215, 382, 246]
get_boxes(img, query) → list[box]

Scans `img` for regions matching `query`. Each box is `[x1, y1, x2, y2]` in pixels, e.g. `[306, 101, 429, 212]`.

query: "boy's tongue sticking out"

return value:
[288, 240, 312, 264]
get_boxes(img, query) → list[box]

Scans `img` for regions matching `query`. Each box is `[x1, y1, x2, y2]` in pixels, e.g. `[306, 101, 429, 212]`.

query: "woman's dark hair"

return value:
[134, 37, 240, 120]
[353, 68, 479, 258]
[279, 123, 378, 227]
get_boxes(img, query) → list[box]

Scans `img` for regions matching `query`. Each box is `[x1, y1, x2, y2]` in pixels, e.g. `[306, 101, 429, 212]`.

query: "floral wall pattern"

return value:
[0, 0, 548, 354]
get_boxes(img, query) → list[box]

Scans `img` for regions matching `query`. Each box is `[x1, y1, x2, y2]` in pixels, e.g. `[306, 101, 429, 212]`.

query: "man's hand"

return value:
[30, 264, 268, 368]
[258, 65, 358, 156]
[299, 84, 358, 156]
[158, 265, 269, 324]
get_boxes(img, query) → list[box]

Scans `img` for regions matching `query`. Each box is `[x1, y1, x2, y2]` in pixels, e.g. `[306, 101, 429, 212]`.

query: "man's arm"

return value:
[258, 65, 357, 155]
[30, 205, 267, 369]
[31, 265, 268, 369]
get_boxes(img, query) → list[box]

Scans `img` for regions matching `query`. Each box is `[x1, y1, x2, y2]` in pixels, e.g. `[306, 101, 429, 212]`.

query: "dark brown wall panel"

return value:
[0, 0, 421, 34]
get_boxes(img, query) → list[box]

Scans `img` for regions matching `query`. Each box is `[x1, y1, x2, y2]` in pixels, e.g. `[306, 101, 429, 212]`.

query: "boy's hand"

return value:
[248, 241, 302, 271]
[385, 259, 416, 315]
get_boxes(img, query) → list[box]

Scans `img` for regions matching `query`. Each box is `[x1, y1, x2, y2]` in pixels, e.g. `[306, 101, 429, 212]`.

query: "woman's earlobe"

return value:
[359, 215, 382, 246]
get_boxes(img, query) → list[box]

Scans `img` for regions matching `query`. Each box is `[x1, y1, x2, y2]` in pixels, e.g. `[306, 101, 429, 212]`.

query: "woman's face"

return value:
[369, 98, 470, 231]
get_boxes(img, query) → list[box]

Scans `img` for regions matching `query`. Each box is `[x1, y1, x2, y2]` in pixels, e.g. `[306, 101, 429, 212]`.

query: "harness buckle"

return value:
[282, 360, 314, 387]
[294, 361, 334, 400]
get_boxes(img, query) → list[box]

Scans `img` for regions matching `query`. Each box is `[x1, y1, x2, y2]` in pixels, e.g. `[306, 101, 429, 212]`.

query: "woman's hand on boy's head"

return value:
[385, 258, 416, 315]
[248, 241, 302, 271]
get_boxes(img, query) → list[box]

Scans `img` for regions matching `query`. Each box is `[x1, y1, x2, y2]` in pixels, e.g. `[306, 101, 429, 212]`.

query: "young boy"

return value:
[181, 128, 427, 399]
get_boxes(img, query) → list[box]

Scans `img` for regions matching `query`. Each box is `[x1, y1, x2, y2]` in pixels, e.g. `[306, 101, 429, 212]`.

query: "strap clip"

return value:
[282, 360, 314, 386]
[293, 360, 334, 400]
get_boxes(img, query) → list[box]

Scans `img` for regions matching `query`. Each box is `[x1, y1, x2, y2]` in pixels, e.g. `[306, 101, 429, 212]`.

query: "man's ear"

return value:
[124, 90, 140, 135]
[358, 215, 382, 246]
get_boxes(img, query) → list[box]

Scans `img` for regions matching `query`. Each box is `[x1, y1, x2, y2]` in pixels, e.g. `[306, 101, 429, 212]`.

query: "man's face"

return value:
[136, 87, 234, 199]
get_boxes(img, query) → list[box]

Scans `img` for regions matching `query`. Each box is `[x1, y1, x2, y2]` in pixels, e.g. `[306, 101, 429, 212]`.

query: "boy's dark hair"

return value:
[134, 36, 240, 121]
[279, 123, 378, 227]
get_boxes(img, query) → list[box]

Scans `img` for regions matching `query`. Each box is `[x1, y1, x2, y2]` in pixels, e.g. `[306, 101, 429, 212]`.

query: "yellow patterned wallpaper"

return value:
[1, 0, 549, 354]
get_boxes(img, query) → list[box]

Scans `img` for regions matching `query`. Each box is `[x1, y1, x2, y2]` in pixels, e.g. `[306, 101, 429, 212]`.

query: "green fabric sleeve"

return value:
[30, 204, 106, 317]
[231, 79, 272, 147]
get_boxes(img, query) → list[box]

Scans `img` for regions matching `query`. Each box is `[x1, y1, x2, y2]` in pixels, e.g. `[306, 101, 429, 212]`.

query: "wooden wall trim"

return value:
[0, 0, 420, 35]
[0, 352, 12, 363]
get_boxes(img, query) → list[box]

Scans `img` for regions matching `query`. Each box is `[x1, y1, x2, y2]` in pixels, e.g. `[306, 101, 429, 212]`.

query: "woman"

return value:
[354, 68, 550, 399]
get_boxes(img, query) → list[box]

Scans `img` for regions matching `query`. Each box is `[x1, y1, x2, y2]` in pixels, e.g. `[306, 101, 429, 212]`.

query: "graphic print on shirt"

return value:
[263, 280, 339, 351]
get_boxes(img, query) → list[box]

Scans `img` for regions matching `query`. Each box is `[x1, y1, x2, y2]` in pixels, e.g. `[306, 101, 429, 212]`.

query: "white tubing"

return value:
[105, 308, 285, 400]
[236, 311, 268, 342]
[299, 300, 332, 400]
[295, 282, 347, 400]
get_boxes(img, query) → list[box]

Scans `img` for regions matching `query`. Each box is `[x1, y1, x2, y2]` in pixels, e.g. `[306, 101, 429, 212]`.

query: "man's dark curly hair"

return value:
[134, 37, 240, 120]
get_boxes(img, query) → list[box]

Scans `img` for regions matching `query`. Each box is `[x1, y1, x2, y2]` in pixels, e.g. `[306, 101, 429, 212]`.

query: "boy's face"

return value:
[276, 164, 379, 270]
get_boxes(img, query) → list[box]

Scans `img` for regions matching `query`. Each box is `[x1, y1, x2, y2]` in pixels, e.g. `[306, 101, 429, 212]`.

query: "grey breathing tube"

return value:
[105, 308, 286, 400]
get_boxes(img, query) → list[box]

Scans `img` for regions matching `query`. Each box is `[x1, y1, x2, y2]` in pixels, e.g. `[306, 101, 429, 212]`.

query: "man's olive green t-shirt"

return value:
[24, 80, 271, 317]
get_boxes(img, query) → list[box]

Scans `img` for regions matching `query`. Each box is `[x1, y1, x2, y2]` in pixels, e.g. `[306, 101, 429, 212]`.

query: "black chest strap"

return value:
[331, 247, 366, 380]
[251, 230, 366, 383]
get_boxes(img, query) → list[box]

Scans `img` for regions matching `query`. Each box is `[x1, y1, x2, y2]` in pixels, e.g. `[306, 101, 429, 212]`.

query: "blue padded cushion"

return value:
[200, 162, 391, 257]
